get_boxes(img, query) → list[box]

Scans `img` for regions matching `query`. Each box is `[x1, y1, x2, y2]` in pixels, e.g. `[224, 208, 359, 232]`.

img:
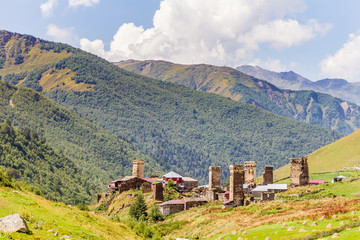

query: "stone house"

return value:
[159, 199, 185, 217]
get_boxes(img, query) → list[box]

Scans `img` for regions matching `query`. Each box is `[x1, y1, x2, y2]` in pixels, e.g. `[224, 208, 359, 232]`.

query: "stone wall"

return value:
[263, 165, 274, 185]
[160, 204, 184, 217]
[244, 161, 257, 188]
[119, 177, 147, 193]
[260, 192, 275, 201]
[229, 164, 244, 206]
[208, 166, 221, 190]
[132, 160, 144, 178]
[152, 182, 164, 201]
[290, 156, 309, 187]
[184, 199, 208, 210]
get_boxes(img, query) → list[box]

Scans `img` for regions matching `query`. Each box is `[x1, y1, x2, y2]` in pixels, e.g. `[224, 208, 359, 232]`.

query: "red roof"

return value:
[159, 199, 184, 206]
[309, 180, 326, 185]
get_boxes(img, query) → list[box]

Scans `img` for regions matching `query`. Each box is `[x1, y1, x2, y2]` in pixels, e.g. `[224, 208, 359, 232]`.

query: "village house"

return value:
[163, 171, 183, 183]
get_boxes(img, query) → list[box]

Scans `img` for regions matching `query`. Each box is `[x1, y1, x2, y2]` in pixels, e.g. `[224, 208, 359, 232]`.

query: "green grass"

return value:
[275, 129, 360, 180]
[211, 212, 360, 240]
[0, 186, 138, 240]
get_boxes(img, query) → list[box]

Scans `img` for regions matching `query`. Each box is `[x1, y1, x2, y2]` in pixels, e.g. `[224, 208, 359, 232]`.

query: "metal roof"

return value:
[267, 184, 288, 190]
[163, 171, 183, 178]
[251, 186, 269, 192]
[182, 177, 198, 182]
[335, 175, 347, 179]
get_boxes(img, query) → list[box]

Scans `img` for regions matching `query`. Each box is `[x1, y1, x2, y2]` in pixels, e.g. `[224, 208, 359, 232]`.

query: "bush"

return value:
[77, 202, 89, 211]
[148, 205, 164, 222]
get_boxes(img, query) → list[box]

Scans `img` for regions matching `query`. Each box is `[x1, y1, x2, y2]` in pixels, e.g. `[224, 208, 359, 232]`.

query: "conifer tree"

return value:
[129, 193, 147, 220]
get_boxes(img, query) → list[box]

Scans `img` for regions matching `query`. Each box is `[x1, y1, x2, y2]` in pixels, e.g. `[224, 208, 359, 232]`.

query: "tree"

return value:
[148, 205, 164, 222]
[129, 193, 147, 220]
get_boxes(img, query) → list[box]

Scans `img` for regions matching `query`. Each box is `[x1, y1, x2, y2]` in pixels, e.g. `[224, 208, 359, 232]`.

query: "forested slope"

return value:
[0, 119, 97, 203]
[0, 31, 341, 184]
[117, 60, 360, 136]
[0, 81, 164, 188]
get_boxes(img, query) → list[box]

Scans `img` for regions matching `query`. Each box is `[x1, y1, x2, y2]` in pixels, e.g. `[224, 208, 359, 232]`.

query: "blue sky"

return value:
[2, 0, 360, 82]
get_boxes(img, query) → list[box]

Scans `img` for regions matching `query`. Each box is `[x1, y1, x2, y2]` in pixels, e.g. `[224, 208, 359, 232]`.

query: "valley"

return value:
[0, 30, 359, 240]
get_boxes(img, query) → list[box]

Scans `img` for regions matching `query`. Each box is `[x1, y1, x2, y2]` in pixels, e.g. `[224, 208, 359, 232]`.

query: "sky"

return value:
[2, 0, 360, 82]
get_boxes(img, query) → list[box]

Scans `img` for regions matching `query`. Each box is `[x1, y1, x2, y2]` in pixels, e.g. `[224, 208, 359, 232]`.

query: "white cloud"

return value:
[320, 33, 360, 82]
[80, 0, 330, 66]
[46, 24, 78, 44]
[40, 0, 58, 17]
[68, 0, 100, 8]
[249, 58, 287, 72]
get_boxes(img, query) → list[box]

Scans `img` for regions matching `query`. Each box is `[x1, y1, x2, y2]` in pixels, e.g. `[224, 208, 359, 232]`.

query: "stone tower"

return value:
[290, 156, 309, 187]
[244, 161, 257, 188]
[132, 160, 144, 178]
[229, 164, 245, 206]
[208, 166, 221, 190]
[263, 165, 274, 185]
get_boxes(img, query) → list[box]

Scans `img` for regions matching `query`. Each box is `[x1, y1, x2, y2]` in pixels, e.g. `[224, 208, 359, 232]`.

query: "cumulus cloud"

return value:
[46, 24, 78, 44]
[80, 0, 330, 66]
[320, 33, 360, 82]
[68, 0, 100, 8]
[40, 0, 58, 17]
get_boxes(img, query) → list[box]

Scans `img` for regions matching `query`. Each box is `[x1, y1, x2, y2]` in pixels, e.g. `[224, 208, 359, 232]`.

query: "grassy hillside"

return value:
[0, 31, 341, 185]
[0, 81, 164, 189]
[0, 169, 139, 240]
[275, 128, 360, 181]
[117, 60, 360, 136]
[0, 120, 98, 204]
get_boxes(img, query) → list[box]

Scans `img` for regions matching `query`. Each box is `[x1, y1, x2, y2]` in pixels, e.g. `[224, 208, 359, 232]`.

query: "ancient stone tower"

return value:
[290, 156, 309, 187]
[208, 166, 221, 190]
[132, 160, 144, 178]
[263, 165, 274, 185]
[229, 164, 245, 206]
[244, 161, 257, 188]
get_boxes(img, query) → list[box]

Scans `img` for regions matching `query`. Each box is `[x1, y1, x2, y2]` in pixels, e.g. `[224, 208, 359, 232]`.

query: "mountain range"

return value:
[0, 30, 340, 186]
[117, 60, 360, 136]
[237, 65, 360, 106]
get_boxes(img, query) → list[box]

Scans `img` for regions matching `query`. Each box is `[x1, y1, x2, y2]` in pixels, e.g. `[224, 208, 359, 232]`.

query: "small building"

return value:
[182, 177, 198, 190]
[250, 185, 269, 198]
[332, 175, 347, 183]
[159, 199, 185, 217]
[309, 180, 326, 185]
[163, 171, 183, 183]
[184, 198, 208, 210]
[267, 184, 288, 193]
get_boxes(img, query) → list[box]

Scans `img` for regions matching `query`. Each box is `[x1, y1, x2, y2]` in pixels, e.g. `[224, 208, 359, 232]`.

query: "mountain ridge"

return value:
[116, 60, 360, 136]
[237, 64, 360, 106]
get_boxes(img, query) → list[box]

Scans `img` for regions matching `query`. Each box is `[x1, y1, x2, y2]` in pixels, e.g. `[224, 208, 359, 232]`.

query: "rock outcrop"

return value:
[0, 214, 29, 233]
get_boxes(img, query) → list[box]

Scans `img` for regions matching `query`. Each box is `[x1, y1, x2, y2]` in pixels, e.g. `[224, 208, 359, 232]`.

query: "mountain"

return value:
[237, 65, 360, 106]
[0, 120, 98, 204]
[116, 60, 360, 136]
[0, 30, 340, 184]
[0, 80, 164, 190]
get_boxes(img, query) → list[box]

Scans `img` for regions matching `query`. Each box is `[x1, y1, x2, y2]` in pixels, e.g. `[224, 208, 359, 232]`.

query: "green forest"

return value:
[0, 119, 97, 204]
[0, 81, 164, 188]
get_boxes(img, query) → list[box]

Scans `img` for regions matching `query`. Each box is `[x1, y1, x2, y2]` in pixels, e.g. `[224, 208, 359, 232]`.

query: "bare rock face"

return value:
[0, 214, 29, 233]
